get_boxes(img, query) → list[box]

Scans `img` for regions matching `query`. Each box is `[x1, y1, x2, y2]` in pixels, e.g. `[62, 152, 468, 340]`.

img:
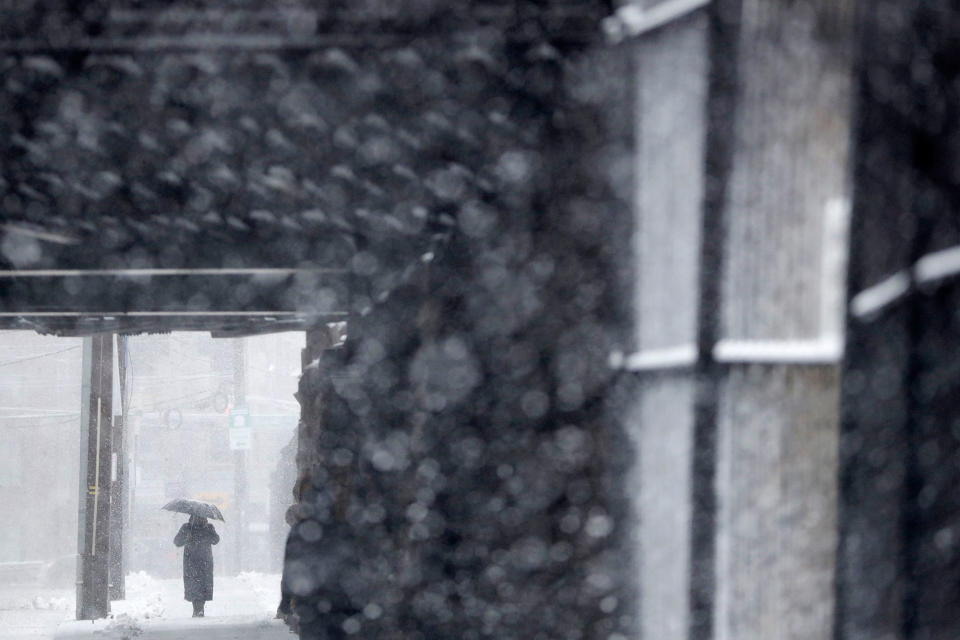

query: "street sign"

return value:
[229, 406, 249, 429]
[229, 427, 252, 450]
[226, 409, 295, 449]
[229, 407, 251, 450]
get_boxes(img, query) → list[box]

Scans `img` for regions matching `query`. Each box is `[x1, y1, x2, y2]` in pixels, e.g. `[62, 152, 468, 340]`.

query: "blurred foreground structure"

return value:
[625, 2, 852, 639]
[0, 1, 958, 639]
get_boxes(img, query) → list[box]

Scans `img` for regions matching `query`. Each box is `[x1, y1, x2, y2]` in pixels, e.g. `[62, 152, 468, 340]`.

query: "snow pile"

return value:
[137, 592, 165, 620]
[110, 572, 166, 620]
[236, 572, 281, 612]
[123, 571, 158, 596]
[94, 613, 142, 639]
[32, 594, 71, 610]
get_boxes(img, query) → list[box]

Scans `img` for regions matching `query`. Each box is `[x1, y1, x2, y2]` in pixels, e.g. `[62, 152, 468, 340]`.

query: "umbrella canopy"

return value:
[162, 498, 224, 521]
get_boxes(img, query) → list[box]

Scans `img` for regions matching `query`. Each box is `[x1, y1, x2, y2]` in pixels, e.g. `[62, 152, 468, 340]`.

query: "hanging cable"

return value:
[0, 345, 80, 368]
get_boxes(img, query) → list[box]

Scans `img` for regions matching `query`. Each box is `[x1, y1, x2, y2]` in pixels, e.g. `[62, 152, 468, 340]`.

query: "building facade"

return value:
[0, 333, 82, 585]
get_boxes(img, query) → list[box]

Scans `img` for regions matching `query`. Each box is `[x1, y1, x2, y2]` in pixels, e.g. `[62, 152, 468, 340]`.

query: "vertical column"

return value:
[233, 338, 247, 573]
[108, 415, 125, 601]
[109, 335, 128, 601]
[708, 2, 854, 639]
[76, 334, 114, 620]
[628, 2, 853, 639]
[628, 9, 709, 640]
[688, 2, 742, 639]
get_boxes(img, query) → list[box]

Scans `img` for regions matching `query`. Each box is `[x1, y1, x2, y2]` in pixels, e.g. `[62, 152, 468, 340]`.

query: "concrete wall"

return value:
[625, 2, 855, 640]
[714, 365, 839, 640]
[628, 10, 707, 640]
[0, 334, 82, 570]
[633, 11, 707, 353]
[722, 0, 854, 342]
[629, 375, 695, 640]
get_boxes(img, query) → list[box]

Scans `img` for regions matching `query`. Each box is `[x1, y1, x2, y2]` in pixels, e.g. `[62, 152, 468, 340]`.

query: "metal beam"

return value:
[0, 268, 346, 277]
[0, 311, 347, 317]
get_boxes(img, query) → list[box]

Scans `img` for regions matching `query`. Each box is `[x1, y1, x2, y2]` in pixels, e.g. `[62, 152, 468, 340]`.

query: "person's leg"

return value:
[192, 600, 204, 617]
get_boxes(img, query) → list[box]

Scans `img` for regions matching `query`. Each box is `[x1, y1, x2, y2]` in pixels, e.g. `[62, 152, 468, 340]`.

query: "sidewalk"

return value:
[53, 573, 293, 640]
[0, 585, 73, 638]
[55, 616, 293, 640]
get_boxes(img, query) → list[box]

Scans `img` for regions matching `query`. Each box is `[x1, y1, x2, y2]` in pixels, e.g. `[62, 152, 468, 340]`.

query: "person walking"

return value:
[174, 515, 220, 617]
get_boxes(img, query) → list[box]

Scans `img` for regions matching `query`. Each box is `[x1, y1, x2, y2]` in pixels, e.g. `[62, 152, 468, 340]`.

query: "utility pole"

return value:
[76, 334, 114, 620]
[233, 338, 247, 574]
[109, 335, 129, 601]
[108, 414, 125, 600]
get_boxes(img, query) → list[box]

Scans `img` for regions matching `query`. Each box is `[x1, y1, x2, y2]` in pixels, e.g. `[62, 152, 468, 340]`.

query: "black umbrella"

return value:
[162, 498, 225, 521]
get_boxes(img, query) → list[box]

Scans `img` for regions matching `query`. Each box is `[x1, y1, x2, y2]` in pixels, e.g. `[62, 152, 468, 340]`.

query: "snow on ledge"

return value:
[613, 338, 844, 370]
[713, 338, 843, 364]
[915, 245, 960, 285]
[611, 344, 698, 372]
[849, 244, 960, 320]
[850, 271, 910, 318]
[603, 0, 710, 43]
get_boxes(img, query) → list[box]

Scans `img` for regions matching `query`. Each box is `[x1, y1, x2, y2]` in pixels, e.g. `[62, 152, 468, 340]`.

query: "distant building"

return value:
[0, 333, 82, 584]
[0, 330, 301, 582]
[124, 333, 302, 577]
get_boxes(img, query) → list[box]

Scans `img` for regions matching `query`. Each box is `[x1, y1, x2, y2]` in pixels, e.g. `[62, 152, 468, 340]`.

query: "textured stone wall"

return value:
[0, 1, 639, 635]
[0, 1, 608, 42]
[285, 34, 636, 640]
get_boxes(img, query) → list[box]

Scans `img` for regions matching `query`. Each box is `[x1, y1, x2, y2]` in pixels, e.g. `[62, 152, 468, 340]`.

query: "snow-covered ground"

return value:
[0, 573, 292, 639]
[0, 583, 74, 639]
[109, 571, 281, 620]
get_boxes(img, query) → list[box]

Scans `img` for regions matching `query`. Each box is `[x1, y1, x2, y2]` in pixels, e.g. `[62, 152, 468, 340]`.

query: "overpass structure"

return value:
[0, 0, 621, 634]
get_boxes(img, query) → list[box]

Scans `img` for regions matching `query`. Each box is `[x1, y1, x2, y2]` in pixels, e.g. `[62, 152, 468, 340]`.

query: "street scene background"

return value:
[0, 331, 303, 637]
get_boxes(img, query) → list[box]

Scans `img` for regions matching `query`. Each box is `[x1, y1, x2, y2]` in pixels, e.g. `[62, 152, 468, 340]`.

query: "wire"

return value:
[0, 412, 77, 419]
[123, 373, 231, 382]
[135, 387, 222, 412]
[0, 381, 82, 390]
[0, 345, 80, 368]
[0, 407, 77, 414]
[0, 415, 80, 428]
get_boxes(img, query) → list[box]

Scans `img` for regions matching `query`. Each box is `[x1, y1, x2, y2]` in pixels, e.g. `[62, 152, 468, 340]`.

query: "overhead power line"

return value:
[0, 345, 80, 368]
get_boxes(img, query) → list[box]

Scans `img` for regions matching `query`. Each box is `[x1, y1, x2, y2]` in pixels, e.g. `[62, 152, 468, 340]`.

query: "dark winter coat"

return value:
[174, 522, 219, 602]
